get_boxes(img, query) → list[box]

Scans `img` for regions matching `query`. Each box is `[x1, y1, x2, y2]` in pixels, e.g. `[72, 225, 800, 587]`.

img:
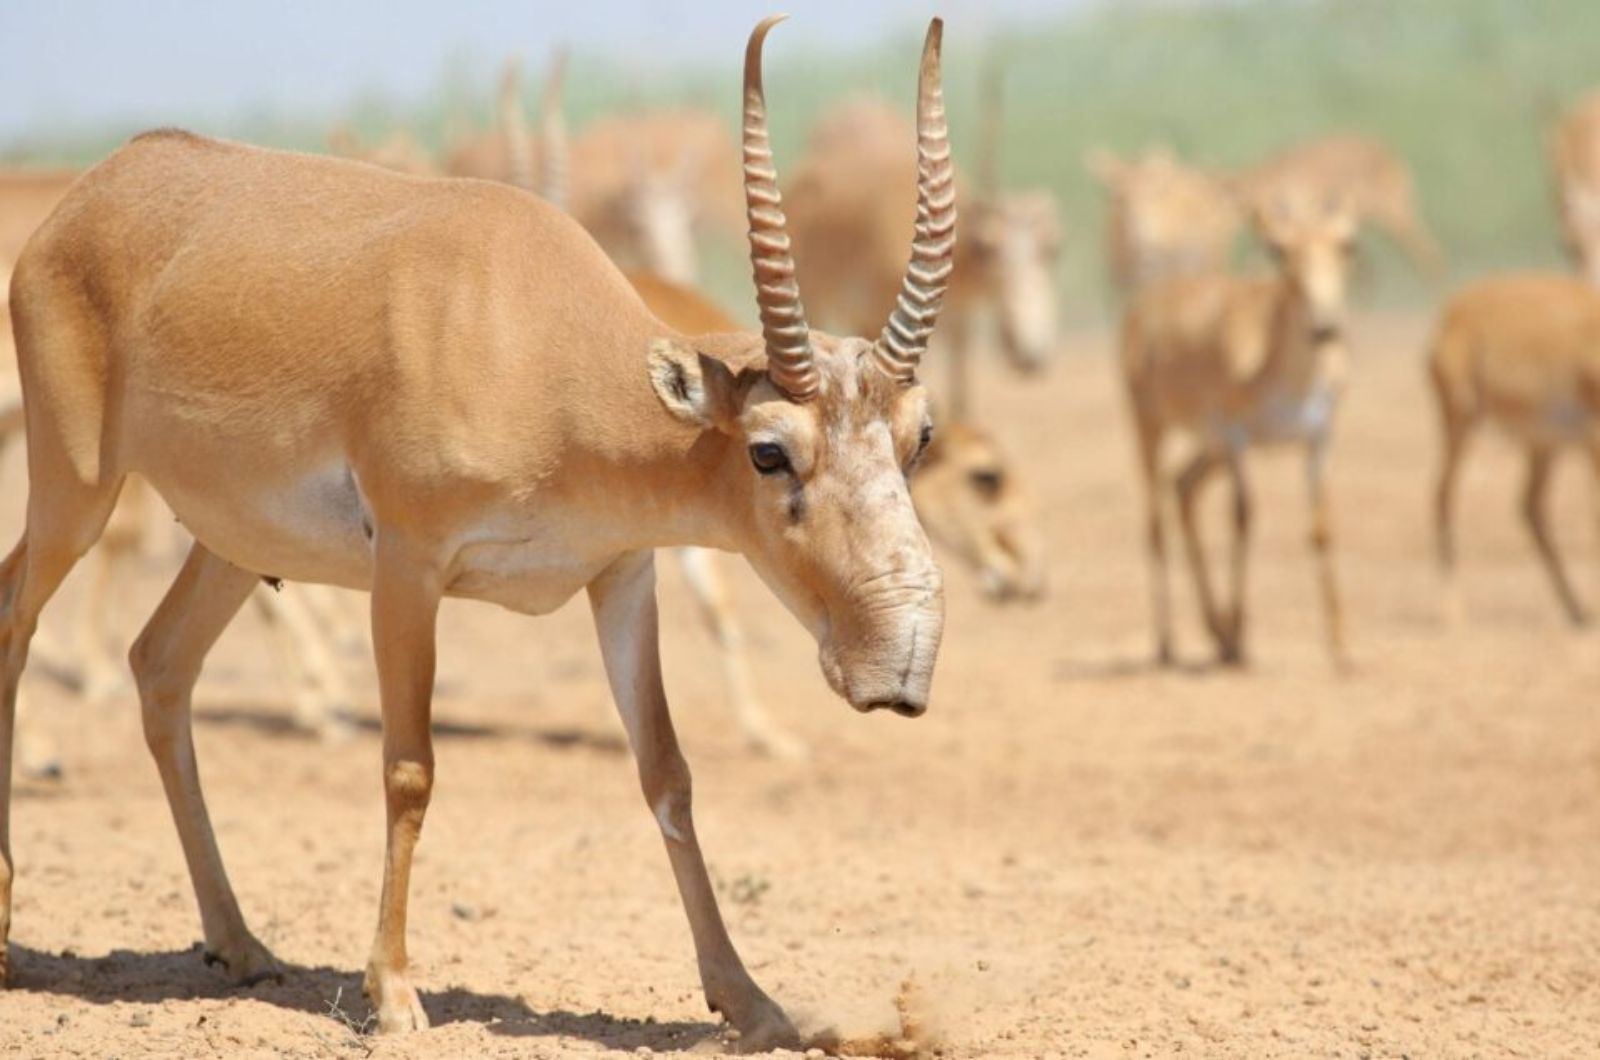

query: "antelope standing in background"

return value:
[1428, 275, 1600, 626]
[1122, 191, 1358, 667]
[1085, 145, 1240, 296]
[1553, 91, 1600, 285]
[568, 108, 741, 285]
[326, 126, 437, 177]
[1237, 134, 1442, 277]
[786, 81, 1062, 382]
[443, 53, 566, 196]
[1, 16, 955, 1049]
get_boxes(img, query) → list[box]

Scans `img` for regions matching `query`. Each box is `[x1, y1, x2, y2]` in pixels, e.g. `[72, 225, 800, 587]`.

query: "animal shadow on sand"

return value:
[1051, 653, 1224, 681]
[8, 944, 720, 1051]
[192, 699, 629, 754]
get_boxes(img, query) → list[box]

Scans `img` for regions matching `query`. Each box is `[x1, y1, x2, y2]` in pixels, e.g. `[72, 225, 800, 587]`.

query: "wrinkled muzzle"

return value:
[818, 563, 945, 717]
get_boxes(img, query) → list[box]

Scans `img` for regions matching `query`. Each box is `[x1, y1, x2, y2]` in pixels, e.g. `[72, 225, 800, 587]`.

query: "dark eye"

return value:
[969, 467, 1005, 499]
[749, 442, 790, 475]
[918, 422, 934, 455]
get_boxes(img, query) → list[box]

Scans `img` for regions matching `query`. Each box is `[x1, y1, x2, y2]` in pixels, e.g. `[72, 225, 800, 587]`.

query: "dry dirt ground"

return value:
[0, 313, 1595, 1058]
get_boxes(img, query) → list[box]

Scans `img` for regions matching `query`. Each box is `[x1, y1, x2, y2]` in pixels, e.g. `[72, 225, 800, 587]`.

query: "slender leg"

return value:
[73, 536, 129, 705]
[362, 533, 442, 1034]
[1132, 418, 1174, 665]
[252, 584, 355, 741]
[588, 552, 798, 1051]
[1175, 448, 1232, 663]
[675, 547, 804, 760]
[1522, 446, 1587, 625]
[130, 544, 279, 982]
[1307, 432, 1350, 667]
[302, 583, 369, 660]
[0, 477, 124, 983]
[1433, 408, 1471, 627]
[1221, 444, 1253, 662]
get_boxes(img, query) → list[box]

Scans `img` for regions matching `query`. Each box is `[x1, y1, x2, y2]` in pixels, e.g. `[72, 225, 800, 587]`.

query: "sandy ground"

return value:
[0, 312, 1596, 1058]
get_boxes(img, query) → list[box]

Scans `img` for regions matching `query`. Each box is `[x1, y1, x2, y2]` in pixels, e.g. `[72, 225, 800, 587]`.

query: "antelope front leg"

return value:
[588, 553, 798, 1052]
[362, 536, 443, 1033]
[1175, 449, 1234, 663]
[1307, 434, 1350, 668]
[1221, 445, 1253, 662]
[675, 547, 805, 761]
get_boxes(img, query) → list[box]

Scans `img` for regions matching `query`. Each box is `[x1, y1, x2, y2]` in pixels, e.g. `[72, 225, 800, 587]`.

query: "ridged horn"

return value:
[536, 50, 569, 208]
[498, 55, 536, 193]
[872, 17, 957, 385]
[743, 14, 817, 402]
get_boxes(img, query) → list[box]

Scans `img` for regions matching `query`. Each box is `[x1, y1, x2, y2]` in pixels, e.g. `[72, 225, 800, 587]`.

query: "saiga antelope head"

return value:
[648, 15, 953, 716]
[1254, 188, 1358, 340]
[967, 58, 1062, 372]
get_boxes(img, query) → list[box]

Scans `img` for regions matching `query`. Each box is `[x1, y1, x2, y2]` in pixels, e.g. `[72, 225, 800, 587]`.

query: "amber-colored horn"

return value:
[872, 18, 957, 384]
[743, 14, 817, 402]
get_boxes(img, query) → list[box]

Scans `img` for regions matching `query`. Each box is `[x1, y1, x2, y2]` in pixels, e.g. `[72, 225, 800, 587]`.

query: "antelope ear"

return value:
[1083, 147, 1125, 186]
[647, 337, 741, 430]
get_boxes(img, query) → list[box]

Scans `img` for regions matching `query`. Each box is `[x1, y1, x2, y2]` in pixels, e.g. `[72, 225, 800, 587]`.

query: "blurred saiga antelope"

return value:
[1428, 274, 1600, 626]
[1122, 190, 1358, 667]
[1237, 134, 1442, 277]
[786, 60, 1062, 380]
[1552, 91, 1600, 286]
[1, 14, 955, 1050]
[1085, 145, 1240, 296]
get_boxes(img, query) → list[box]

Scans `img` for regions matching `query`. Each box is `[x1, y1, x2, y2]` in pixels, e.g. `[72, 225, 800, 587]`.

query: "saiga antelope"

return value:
[443, 54, 553, 193]
[326, 125, 438, 178]
[1122, 191, 1358, 667]
[1236, 134, 1442, 277]
[1085, 145, 1240, 297]
[0, 15, 954, 1049]
[1428, 274, 1600, 625]
[1552, 91, 1600, 285]
[785, 83, 1061, 379]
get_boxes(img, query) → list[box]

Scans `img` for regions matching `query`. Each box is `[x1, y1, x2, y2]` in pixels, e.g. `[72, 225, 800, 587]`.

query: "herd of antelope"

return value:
[0, 11, 1597, 1049]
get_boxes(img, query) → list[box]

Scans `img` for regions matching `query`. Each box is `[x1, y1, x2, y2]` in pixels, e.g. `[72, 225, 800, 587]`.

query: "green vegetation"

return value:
[8, 0, 1600, 321]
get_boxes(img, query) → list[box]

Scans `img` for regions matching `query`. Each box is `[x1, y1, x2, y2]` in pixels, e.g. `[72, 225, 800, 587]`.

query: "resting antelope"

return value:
[1552, 91, 1600, 285]
[1085, 145, 1240, 297]
[1236, 134, 1441, 277]
[0, 15, 954, 1048]
[1122, 191, 1357, 667]
[1428, 274, 1600, 626]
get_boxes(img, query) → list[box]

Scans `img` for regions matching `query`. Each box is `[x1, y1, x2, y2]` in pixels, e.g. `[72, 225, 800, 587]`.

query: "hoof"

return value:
[365, 968, 429, 1034]
[746, 726, 808, 763]
[202, 934, 282, 986]
[710, 985, 799, 1054]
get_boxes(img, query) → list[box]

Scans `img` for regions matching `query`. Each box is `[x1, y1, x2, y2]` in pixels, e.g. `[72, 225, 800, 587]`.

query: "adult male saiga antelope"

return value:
[0, 15, 954, 1049]
[1122, 191, 1358, 667]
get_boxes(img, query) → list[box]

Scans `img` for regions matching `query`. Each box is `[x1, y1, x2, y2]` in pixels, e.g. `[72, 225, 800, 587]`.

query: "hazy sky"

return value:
[0, 1, 1087, 142]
